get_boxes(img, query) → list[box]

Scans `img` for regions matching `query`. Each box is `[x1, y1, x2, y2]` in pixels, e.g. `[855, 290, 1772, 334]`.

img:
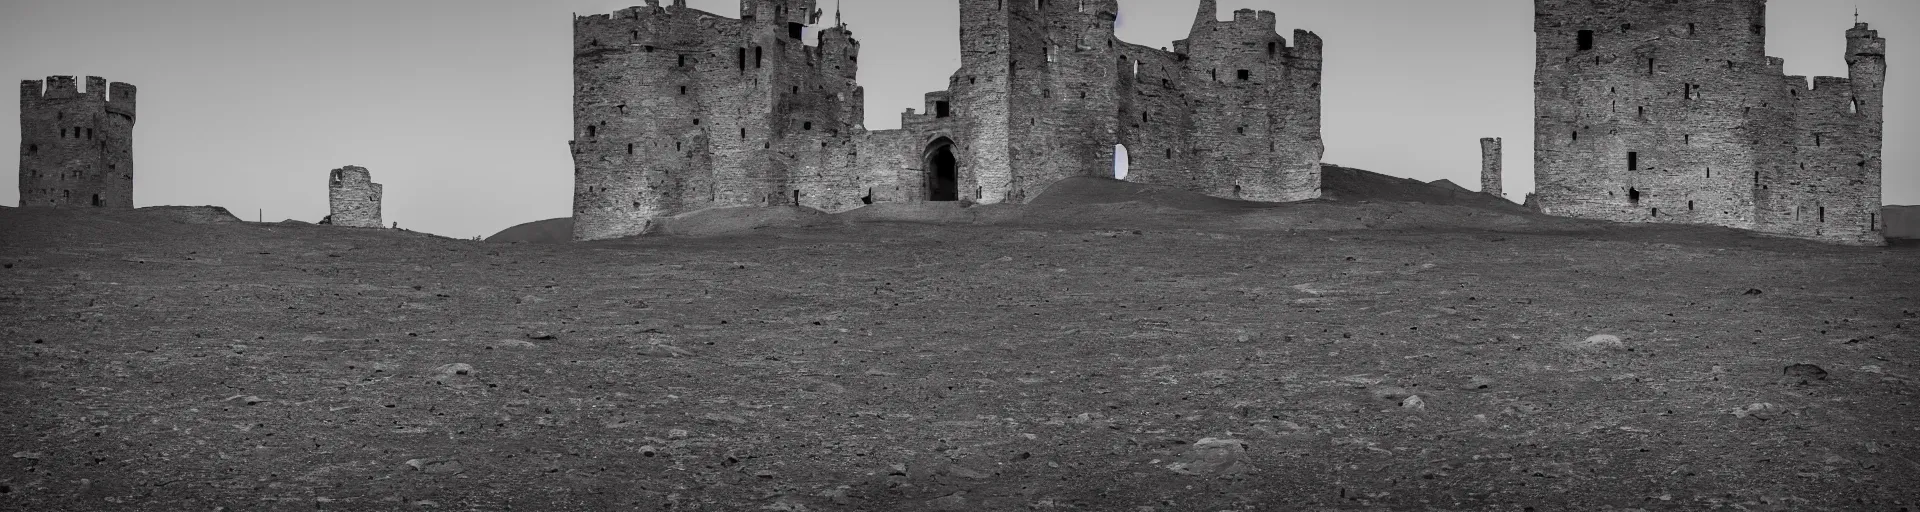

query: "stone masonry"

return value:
[18, 76, 137, 208]
[570, 0, 1323, 240]
[1533, 0, 1886, 245]
[327, 166, 384, 228]
[1481, 137, 1503, 198]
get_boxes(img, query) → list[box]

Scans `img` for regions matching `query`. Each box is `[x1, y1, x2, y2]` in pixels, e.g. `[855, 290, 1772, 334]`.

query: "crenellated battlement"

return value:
[18, 76, 136, 114]
[17, 74, 138, 208]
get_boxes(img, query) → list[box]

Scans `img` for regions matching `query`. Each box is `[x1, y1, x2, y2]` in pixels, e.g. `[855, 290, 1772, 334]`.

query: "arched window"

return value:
[1112, 144, 1130, 180]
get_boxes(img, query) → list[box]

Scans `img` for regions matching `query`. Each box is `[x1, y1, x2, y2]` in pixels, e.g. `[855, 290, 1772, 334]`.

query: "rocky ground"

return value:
[2, 181, 1918, 511]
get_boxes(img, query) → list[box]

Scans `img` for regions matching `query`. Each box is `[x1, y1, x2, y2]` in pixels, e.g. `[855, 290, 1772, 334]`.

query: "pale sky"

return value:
[3, 0, 1914, 239]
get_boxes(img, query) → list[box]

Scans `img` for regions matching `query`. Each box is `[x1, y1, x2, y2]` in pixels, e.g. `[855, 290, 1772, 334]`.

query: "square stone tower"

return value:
[18, 76, 137, 208]
[327, 166, 384, 228]
[1533, 0, 1886, 245]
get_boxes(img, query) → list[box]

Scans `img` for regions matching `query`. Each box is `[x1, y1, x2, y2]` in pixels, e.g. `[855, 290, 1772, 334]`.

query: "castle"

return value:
[17, 76, 137, 208]
[1533, 0, 1887, 245]
[326, 166, 384, 228]
[570, 0, 1324, 240]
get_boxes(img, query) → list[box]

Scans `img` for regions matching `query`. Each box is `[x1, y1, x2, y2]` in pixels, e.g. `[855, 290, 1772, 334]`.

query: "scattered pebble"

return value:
[435, 363, 474, 376]
[1744, 289, 1764, 296]
[527, 332, 556, 340]
[1463, 375, 1497, 390]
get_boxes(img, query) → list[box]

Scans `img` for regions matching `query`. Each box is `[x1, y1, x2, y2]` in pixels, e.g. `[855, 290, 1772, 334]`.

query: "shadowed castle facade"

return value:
[18, 76, 137, 208]
[570, 0, 1323, 240]
[1533, 0, 1886, 245]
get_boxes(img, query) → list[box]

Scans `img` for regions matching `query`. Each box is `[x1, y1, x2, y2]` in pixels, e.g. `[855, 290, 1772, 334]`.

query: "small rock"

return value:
[701, 413, 748, 425]
[10, 451, 42, 460]
[1733, 403, 1783, 420]
[1463, 375, 1497, 390]
[1573, 334, 1627, 352]
[1401, 395, 1427, 411]
[940, 463, 991, 480]
[435, 363, 474, 376]
[1743, 289, 1764, 296]
[403, 458, 464, 475]
[488, 340, 538, 350]
[1165, 438, 1257, 478]
[1369, 386, 1412, 401]
[753, 470, 777, 479]
[1783, 364, 1828, 382]
[819, 486, 854, 505]
[927, 492, 969, 511]
[527, 332, 556, 341]
[223, 395, 267, 406]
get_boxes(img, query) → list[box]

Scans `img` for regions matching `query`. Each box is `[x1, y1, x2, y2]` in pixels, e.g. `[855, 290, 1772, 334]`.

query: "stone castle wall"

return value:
[18, 76, 136, 208]
[1533, 0, 1885, 245]
[328, 166, 383, 228]
[571, 0, 1323, 240]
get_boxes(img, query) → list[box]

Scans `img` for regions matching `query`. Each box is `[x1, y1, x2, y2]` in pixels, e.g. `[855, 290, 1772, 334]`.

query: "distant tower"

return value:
[18, 76, 136, 208]
[327, 166, 384, 228]
[1480, 137, 1503, 198]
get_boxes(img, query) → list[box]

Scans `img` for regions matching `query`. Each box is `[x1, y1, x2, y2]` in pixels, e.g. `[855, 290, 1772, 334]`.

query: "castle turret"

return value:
[18, 75, 136, 208]
[1847, 23, 1887, 127]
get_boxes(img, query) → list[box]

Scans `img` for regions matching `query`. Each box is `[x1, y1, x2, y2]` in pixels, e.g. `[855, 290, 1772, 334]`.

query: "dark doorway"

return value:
[926, 141, 958, 201]
[91, 194, 102, 207]
[1628, 187, 1641, 204]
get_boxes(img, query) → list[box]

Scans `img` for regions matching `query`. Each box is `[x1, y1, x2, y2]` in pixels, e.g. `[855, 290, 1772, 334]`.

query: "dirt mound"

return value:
[1320, 165, 1526, 212]
[137, 206, 244, 224]
[835, 201, 1025, 225]
[1885, 205, 1920, 239]
[652, 205, 836, 237]
[486, 217, 574, 244]
[1027, 176, 1273, 212]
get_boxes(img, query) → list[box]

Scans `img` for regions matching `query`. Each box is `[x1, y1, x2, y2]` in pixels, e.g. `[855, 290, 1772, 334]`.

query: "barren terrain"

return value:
[3, 177, 1918, 511]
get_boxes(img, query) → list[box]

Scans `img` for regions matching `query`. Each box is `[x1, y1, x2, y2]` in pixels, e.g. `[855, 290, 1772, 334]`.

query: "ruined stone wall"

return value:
[327, 166, 383, 228]
[1116, 43, 1196, 190]
[571, 0, 1325, 240]
[1534, 0, 1885, 245]
[1754, 24, 1885, 244]
[18, 76, 135, 208]
[572, 0, 858, 241]
[1481, 137, 1504, 197]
